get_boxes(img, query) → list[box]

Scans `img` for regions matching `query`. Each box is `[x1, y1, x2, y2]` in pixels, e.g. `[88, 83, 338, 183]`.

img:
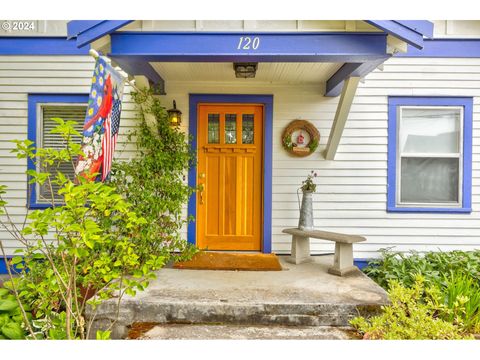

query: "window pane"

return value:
[225, 114, 237, 144]
[39, 105, 85, 203]
[242, 114, 254, 144]
[400, 108, 461, 154]
[208, 114, 220, 144]
[400, 157, 459, 203]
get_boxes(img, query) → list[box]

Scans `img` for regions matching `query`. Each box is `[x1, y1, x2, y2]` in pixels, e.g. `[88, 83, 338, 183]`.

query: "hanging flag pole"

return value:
[88, 49, 140, 92]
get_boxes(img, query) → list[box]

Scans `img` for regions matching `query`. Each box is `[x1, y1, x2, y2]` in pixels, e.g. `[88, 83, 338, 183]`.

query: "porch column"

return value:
[323, 76, 360, 160]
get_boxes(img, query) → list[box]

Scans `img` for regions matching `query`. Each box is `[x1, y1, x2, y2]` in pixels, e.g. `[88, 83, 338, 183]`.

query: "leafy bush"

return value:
[350, 276, 473, 340]
[111, 89, 197, 262]
[364, 249, 480, 334]
[0, 118, 167, 339]
[0, 287, 33, 339]
[365, 248, 480, 289]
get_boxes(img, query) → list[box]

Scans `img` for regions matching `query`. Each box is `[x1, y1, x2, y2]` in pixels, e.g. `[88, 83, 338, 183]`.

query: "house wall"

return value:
[159, 57, 480, 258]
[2, 50, 480, 258]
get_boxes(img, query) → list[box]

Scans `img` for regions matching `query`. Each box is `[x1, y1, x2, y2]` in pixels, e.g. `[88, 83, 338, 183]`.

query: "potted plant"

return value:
[298, 170, 317, 230]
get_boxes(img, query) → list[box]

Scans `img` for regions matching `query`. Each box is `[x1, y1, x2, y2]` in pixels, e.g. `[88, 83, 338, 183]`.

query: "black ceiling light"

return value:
[233, 62, 258, 78]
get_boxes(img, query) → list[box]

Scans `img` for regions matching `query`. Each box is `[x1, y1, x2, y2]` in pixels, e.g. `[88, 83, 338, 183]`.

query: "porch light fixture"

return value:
[233, 62, 258, 78]
[167, 100, 182, 126]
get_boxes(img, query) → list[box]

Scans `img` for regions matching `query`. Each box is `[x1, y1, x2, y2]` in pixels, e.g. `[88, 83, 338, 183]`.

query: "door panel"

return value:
[197, 104, 263, 251]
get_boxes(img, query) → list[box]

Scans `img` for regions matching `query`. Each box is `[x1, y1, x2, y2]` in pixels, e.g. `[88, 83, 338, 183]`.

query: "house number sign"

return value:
[237, 36, 261, 50]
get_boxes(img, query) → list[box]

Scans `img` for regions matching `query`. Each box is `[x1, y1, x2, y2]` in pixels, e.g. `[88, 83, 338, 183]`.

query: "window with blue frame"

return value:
[387, 97, 473, 213]
[27, 94, 88, 208]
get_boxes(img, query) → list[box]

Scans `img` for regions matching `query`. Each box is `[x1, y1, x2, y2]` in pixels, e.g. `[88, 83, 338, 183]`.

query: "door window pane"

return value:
[400, 108, 461, 154]
[242, 114, 254, 144]
[225, 114, 237, 144]
[208, 114, 220, 144]
[400, 157, 459, 203]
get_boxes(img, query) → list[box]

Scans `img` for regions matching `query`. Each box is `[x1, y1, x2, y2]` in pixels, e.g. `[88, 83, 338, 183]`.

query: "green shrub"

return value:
[365, 248, 480, 289]
[111, 89, 197, 263]
[350, 276, 473, 340]
[441, 273, 480, 333]
[0, 287, 32, 339]
[0, 118, 168, 339]
[363, 249, 480, 335]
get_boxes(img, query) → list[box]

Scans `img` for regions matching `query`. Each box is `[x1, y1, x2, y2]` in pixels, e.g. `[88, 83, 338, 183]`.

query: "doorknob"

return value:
[198, 172, 206, 204]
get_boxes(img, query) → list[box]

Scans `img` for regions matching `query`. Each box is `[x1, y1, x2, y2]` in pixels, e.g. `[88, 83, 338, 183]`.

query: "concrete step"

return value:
[130, 323, 361, 340]
[89, 256, 388, 339]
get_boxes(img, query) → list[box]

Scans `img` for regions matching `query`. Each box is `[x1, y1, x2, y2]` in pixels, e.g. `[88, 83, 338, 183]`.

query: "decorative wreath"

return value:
[282, 119, 320, 157]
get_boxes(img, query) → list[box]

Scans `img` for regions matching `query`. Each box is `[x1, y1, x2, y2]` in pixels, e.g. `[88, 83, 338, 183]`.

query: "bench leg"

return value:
[328, 243, 357, 276]
[286, 235, 312, 265]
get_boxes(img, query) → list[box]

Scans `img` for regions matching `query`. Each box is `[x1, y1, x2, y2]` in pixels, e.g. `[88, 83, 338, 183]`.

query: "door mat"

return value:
[173, 252, 282, 271]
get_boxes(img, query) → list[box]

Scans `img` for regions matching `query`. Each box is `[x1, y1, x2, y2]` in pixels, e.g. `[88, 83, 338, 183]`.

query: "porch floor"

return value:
[91, 255, 389, 339]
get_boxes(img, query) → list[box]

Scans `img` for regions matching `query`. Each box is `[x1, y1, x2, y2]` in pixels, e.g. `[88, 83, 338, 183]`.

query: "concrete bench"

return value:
[282, 228, 366, 276]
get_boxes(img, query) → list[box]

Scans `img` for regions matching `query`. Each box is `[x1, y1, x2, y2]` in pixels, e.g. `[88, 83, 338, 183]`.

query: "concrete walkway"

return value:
[91, 255, 388, 339]
[138, 324, 359, 340]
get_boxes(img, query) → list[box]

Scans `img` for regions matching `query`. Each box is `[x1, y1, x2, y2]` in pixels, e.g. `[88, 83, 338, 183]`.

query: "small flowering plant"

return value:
[301, 170, 318, 192]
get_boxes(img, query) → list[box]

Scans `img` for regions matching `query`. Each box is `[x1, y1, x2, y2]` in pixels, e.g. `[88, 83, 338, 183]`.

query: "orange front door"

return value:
[197, 104, 263, 251]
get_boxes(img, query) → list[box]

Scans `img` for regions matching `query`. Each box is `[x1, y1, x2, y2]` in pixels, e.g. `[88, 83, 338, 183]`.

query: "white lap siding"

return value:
[2, 56, 480, 258]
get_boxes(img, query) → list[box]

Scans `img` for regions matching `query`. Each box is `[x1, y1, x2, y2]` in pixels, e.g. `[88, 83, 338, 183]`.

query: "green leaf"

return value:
[1, 322, 25, 340]
[0, 300, 18, 312]
[96, 330, 111, 340]
[0, 289, 10, 298]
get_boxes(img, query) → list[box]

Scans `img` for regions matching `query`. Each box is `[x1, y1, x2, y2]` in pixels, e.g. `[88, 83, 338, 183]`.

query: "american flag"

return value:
[102, 98, 122, 181]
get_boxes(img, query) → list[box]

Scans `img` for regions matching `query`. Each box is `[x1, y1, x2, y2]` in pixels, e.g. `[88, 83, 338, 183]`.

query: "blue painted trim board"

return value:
[365, 20, 429, 49]
[75, 20, 133, 48]
[110, 32, 388, 63]
[353, 259, 371, 271]
[67, 21, 104, 39]
[27, 94, 89, 209]
[387, 96, 473, 213]
[188, 94, 273, 253]
[394, 21, 434, 38]
[0, 256, 23, 275]
[0, 37, 90, 55]
[397, 39, 480, 58]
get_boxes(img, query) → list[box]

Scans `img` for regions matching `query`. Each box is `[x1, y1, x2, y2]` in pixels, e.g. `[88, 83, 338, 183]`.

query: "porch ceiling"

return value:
[150, 62, 343, 83]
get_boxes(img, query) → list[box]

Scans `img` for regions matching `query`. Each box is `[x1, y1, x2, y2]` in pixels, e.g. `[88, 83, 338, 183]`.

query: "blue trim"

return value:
[365, 20, 432, 49]
[325, 58, 389, 97]
[0, 256, 23, 275]
[113, 58, 165, 94]
[110, 32, 388, 63]
[67, 20, 133, 48]
[0, 37, 90, 55]
[27, 94, 89, 209]
[67, 21, 104, 39]
[354, 258, 372, 271]
[394, 21, 434, 38]
[387, 96, 473, 214]
[397, 39, 480, 58]
[188, 94, 273, 253]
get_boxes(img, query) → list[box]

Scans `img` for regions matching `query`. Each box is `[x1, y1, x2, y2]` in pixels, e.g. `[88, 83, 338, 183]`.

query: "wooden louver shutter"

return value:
[37, 104, 86, 203]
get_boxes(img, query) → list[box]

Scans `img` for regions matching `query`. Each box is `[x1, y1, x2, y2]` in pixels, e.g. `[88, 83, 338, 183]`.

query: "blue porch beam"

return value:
[109, 32, 389, 62]
[112, 57, 165, 94]
[325, 58, 389, 97]
[365, 20, 432, 49]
